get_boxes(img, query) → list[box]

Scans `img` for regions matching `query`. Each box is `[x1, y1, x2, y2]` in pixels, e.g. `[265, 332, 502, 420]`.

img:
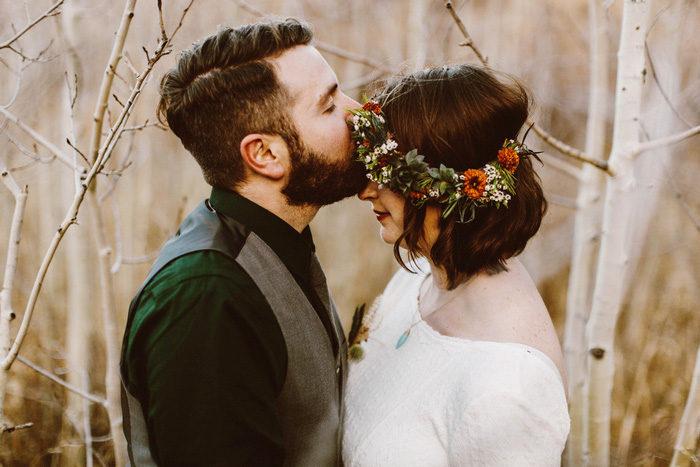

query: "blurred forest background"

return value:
[0, 0, 698, 465]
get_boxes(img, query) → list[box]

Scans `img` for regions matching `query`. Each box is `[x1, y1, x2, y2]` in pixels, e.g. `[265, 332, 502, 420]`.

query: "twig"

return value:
[2, 129, 55, 164]
[1, 422, 33, 434]
[16, 356, 107, 408]
[541, 153, 582, 180]
[664, 167, 700, 233]
[442, 0, 610, 173]
[443, 0, 488, 65]
[340, 68, 386, 92]
[167, 0, 195, 40]
[644, 7, 694, 129]
[631, 124, 700, 157]
[235, 0, 394, 74]
[0, 0, 65, 50]
[87, 0, 137, 165]
[65, 72, 83, 193]
[0, 106, 82, 172]
[65, 139, 90, 167]
[547, 193, 578, 210]
[0, 1, 189, 375]
[316, 41, 394, 75]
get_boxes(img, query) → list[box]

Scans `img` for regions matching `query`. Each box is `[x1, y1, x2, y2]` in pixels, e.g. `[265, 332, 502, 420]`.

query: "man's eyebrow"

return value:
[317, 83, 338, 107]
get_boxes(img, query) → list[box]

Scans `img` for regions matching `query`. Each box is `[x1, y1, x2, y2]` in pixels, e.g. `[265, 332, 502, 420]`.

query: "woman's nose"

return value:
[358, 181, 379, 201]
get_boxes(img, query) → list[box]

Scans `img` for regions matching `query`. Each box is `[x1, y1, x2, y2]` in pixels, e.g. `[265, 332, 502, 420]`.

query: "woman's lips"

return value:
[373, 210, 389, 221]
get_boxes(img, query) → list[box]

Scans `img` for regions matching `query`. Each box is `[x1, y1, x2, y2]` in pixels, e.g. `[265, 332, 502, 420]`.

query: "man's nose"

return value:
[342, 92, 361, 115]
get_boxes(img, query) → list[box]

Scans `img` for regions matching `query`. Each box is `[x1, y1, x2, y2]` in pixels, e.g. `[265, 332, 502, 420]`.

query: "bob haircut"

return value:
[376, 65, 547, 289]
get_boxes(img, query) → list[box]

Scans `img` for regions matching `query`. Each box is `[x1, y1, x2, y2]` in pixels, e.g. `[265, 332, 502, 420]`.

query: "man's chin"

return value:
[283, 164, 368, 207]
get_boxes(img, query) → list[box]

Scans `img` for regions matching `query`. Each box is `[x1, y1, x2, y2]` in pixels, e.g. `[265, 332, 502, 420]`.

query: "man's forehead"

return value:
[272, 45, 337, 104]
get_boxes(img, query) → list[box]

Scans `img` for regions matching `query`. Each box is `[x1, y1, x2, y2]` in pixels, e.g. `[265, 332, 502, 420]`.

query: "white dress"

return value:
[342, 263, 570, 467]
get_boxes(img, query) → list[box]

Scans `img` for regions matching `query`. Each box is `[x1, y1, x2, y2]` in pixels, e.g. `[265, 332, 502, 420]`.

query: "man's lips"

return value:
[373, 210, 389, 221]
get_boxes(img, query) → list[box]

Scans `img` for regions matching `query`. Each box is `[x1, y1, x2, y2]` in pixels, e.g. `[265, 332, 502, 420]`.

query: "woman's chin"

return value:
[379, 228, 399, 245]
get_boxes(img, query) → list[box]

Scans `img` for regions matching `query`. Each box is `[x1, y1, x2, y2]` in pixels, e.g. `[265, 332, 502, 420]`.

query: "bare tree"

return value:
[0, 0, 194, 463]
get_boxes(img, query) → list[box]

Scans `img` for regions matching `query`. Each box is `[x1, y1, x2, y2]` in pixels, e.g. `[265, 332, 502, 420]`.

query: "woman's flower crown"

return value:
[349, 100, 539, 223]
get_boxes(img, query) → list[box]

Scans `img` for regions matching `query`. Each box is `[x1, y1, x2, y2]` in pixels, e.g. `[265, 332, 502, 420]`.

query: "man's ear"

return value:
[239, 133, 288, 180]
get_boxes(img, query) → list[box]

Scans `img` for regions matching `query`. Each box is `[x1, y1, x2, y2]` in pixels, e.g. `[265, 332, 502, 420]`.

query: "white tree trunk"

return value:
[582, 1, 650, 465]
[407, 0, 429, 69]
[87, 192, 127, 466]
[60, 2, 95, 463]
[0, 163, 27, 439]
[671, 342, 700, 466]
[563, 0, 608, 464]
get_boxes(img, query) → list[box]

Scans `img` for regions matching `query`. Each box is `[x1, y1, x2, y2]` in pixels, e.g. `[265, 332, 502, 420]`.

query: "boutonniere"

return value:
[348, 295, 382, 361]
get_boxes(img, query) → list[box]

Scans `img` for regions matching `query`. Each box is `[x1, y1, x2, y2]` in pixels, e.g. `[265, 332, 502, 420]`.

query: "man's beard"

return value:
[282, 136, 367, 207]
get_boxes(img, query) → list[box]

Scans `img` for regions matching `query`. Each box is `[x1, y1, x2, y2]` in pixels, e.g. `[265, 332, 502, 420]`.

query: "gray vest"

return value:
[120, 200, 347, 466]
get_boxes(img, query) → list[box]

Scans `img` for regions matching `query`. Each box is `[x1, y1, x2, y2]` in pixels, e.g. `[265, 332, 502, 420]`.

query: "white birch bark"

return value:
[83, 1, 137, 462]
[0, 162, 27, 439]
[87, 192, 126, 466]
[60, 2, 94, 464]
[671, 342, 700, 466]
[407, 0, 429, 69]
[563, 0, 609, 464]
[582, 1, 650, 465]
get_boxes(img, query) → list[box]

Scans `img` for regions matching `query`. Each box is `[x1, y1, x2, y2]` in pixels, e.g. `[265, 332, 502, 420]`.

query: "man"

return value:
[119, 20, 366, 466]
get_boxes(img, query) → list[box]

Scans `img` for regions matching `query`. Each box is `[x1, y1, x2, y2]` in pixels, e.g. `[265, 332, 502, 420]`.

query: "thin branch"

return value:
[541, 153, 583, 180]
[0, 106, 82, 172]
[166, 0, 195, 41]
[340, 68, 386, 93]
[664, 167, 700, 233]
[644, 6, 694, 129]
[3, 128, 54, 164]
[0, 0, 65, 50]
[631, 124, 700, 157]
[0, 19, 181, 375]
[235, 0, 394, 74]
[87, 0, 137, 165]
[316, 41, 394, 75]
[529, 123, 609, 172]
[123, 121, 162, 132]
[16, 356, 107, 408]
[65, 73, 83, 193]
[442, 0, 610, 173]
[547, 193, 578, 210]
[443, 0, 488, 65]
[1, 422, 33, 434]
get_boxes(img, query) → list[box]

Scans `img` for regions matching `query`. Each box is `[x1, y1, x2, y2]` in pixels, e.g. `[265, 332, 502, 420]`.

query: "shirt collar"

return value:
[209, 187, 315, 280]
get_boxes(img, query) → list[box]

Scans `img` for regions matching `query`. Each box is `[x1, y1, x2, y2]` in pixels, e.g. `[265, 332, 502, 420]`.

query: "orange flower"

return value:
[462, 169, 487, 199]
[362, 101, 383, 115]
[498, 147, 519, 173]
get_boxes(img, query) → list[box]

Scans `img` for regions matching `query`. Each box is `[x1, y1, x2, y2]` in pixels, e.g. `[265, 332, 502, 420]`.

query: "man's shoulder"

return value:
[143, 249, 251, 297]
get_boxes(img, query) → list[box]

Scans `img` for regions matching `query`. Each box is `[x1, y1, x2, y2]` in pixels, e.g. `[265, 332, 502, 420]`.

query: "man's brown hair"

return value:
[158, 20, 313, 189]
[377, 65, 548, 289]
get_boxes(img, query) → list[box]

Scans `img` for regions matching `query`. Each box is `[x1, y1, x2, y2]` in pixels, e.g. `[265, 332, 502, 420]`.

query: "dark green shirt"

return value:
[123, 188, 334, 465]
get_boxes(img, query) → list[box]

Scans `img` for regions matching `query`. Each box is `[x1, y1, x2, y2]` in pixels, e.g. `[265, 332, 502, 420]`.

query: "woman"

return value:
[343, 65, 570, 466]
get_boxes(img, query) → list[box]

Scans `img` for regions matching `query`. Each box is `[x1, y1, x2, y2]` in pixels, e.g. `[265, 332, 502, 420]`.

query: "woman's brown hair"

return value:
[376, 65, 547, 289]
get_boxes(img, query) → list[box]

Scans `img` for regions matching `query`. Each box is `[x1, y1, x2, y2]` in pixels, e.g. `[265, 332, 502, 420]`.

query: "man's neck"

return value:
[236, 184, 319, 233]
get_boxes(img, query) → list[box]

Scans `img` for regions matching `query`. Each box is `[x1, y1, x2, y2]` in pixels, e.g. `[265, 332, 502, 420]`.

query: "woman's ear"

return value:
[239, 133, 289, 180]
